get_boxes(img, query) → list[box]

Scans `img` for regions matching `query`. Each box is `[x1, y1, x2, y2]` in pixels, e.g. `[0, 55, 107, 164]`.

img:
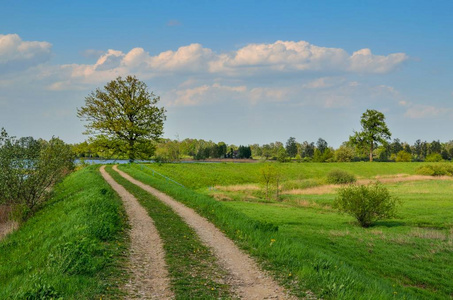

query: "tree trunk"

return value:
[369, 143, 373, 162]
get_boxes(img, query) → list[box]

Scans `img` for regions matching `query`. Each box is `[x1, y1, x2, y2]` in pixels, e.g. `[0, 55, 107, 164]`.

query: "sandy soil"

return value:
[100, 166, 173, 299]
[113, 165, 295, 300]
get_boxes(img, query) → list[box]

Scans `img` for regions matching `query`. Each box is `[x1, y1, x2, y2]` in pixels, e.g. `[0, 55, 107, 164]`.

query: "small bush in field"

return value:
[326, 169, 356, 184]
[334, 183, 400, 227]
[416, 164, 453, 176]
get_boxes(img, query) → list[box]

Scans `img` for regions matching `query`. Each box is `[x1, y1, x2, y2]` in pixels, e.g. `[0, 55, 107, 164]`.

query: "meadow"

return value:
[121, 162, 453, 299]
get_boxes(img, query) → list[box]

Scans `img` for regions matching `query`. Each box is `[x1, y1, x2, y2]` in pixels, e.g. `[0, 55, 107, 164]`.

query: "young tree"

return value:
[349, 109, 391, 162]
[259, 164, 282, 200]
[77, 76, 166, 162]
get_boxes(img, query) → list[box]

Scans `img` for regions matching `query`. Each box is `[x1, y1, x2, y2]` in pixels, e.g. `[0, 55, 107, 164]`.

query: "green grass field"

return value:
[137, 162, 427, 189]
[0, 166, 129, 299]
[122, 162, 453, 299]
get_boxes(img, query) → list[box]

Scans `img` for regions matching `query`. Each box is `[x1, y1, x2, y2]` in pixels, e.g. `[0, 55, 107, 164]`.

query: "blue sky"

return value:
[1, 0, 452, 147]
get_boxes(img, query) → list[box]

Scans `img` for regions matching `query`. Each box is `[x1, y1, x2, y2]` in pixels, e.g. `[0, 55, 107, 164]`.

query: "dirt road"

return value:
[100, 166, 173, 299]
[112, 165, 295, 300]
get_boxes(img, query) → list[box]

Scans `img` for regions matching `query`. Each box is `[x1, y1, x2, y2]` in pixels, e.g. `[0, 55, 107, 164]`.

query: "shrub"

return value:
[335, 146, 355, 162]
[0, 128, 74, 220]
[415, 164, 453, 176]
[415, 166, 435, 176]
[425, 153, 443, 162]
[395, 150, 412, 162]
[333, 183, 400, 227]
[326, 169, 356, 184]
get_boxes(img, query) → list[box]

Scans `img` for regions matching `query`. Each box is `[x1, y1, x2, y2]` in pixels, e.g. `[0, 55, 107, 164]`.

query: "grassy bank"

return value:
[120, 163, 453, 299]
[0, 166, 129, 299]
[105, 166, 232, 299]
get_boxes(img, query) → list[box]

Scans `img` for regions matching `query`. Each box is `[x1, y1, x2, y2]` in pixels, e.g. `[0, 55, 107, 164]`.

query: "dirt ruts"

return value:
[100, 166, 173, 299]
[112, 165, 295, 300]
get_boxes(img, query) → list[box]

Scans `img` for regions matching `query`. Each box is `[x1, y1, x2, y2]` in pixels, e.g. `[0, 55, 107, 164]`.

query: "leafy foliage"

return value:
[285, 137, 298, 158]
[334, 183, 400, 227]
[349, 109, 391, 162]
[326, 169, 356, 184]
[0, 128, 74, 219]
[77, 76, 166, 161]
[416, 164, 453, 176]
[395, 150, 412, 162]
[425, 153, 443, 162]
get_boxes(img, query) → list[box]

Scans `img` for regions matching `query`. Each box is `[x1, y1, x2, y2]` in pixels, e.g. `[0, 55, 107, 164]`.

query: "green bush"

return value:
[333, 183, 400, 227]
[326, 169, 356, 184]
[415, 164, 453, 176]
[425, 153, 443, 162]
[0, 128, 74, 219]
[395, 150, 412, 162]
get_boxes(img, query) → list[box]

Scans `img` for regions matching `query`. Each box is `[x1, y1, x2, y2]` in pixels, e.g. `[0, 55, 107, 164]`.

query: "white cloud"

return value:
[166, 83, 247, 106]
[348, 48, 407, 73]
[303, 77, 346, 89]
[0, 34, 52, 73]
[404, 104, 453, 119]
[43, 40, 408, 90]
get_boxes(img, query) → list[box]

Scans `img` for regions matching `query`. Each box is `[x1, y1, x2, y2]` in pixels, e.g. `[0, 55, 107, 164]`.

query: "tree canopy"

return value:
[349, 109, 391, 162]
[77, 76, 166, 161]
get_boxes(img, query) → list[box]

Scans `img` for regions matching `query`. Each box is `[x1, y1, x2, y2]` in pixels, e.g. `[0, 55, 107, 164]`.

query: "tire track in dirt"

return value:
[112, 165, 296, 300]
[100, 166, 173, 299]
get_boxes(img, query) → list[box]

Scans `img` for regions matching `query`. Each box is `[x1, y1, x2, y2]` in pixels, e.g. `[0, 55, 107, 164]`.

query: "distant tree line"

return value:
[71, 136, 453, 163]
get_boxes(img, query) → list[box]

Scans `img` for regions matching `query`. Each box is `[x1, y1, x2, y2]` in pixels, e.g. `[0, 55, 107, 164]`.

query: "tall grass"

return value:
[119, 164, 438, 299]
[0, 166, 129, 299]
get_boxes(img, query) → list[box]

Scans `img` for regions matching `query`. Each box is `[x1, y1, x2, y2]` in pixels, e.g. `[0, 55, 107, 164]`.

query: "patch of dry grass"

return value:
[0, 221, 18, 240]
[214, 184, 260, 192]
[329, 230, 350, 237]
[212, 193, 233, 201]
[283, 185, 339, 195]
[408, 228, 447, 240]
[283, 175, 453, 195]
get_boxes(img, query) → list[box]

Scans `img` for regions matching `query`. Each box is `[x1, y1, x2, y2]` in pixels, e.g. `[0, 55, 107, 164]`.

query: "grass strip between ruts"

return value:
[105, 165, 233, 299]
[0, 166, 129, 299]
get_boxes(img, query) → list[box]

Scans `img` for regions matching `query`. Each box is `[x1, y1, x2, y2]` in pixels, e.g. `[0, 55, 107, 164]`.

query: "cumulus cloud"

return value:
[348, 48, 408, 73]
[0, 34, 52, 73]
[46, 40, 408, 90]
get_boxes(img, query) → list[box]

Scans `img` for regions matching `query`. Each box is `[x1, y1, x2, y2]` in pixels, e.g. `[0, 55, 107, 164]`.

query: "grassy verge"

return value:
[105, 166, 232, 299]
[0, 166, 129, 299]
[119, 163, 451, 299]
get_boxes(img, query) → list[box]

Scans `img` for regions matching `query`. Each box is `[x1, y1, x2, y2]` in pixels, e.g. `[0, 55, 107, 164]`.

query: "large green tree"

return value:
[77, 76, 166, 161]
[349, 109, 391, 162]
